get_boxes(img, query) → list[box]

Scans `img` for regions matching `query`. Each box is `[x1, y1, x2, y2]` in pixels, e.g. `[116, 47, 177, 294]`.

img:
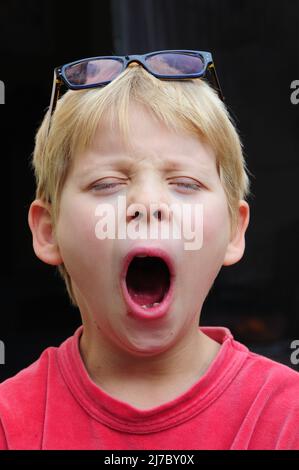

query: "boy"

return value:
[0, 50, 298, 450]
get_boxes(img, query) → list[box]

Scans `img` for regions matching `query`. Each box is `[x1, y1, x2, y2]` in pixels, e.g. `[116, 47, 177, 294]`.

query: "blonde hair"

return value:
[31, 64, 251, 306]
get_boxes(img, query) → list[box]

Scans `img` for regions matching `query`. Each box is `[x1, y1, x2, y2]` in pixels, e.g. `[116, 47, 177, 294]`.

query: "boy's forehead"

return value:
[70, 101, 218, 182]
[71, 146, 218, 191]
[76, 133, 217, 179]
[84, 107, 216, 165]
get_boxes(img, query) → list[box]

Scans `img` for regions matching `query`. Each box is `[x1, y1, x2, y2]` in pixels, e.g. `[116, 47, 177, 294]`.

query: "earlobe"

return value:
[28, 199, 63, 266]
[223, 200, 250, 266]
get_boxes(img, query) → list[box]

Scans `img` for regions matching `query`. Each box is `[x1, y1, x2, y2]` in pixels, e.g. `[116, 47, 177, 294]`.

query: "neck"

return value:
[79, 319, 221, 410]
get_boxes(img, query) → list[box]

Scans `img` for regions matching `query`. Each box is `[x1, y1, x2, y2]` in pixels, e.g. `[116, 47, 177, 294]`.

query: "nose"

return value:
[126, 182, 172, 226]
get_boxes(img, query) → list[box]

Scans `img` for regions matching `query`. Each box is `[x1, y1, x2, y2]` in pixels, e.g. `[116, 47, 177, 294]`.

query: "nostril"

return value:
[130, 209, 163, 221]
[133, 211, 141, 220]
[153, 210, 161, 221]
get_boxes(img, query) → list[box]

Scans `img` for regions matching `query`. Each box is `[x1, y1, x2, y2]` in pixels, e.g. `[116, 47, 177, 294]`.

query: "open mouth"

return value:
[126, 255, 171, 309]
[120, 247, 175, 319]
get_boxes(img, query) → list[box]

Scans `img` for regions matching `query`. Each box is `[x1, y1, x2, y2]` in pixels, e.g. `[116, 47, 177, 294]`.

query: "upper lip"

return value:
[120, 245, 176, 282]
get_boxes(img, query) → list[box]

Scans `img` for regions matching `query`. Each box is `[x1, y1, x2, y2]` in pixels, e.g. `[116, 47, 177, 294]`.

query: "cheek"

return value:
[202, 193, 231, 252]
[55, 196, 114, 286]
[179, 195, 231, 292]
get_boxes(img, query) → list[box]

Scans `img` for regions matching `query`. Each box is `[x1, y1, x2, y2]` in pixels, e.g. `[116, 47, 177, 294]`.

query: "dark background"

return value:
[0, 0, 299, 381]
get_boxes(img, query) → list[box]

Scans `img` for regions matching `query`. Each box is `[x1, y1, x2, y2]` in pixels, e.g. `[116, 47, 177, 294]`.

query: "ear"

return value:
[28, 199, 63, 266]
[223, 200, 250, 266]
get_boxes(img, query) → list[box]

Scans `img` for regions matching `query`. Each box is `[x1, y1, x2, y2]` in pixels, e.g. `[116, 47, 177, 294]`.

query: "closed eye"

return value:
[93, 182, 121, 190]
[91, 181, 126, 192]
[169, 178, 202, 192]
[171, 182, 201, 191]
[91, 179, 202, 192]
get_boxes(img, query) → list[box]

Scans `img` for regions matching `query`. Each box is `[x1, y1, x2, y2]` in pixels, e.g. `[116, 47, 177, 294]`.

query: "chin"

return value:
[121, 329, 177, 356]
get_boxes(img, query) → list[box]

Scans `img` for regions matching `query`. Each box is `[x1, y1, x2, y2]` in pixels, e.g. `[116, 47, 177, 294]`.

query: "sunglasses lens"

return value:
[145, 52, 205, 76]
[64, 59, 124, 86]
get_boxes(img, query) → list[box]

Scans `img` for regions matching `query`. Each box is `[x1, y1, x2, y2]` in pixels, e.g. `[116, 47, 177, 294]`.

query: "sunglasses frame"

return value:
[47, 49, 224, 133]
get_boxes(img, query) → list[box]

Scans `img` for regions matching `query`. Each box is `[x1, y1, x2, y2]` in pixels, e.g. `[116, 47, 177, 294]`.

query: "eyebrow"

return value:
[76, 155, 213, 180]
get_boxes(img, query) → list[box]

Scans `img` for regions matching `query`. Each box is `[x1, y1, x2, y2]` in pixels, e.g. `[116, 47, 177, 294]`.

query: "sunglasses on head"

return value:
[47, 49, 224, 134]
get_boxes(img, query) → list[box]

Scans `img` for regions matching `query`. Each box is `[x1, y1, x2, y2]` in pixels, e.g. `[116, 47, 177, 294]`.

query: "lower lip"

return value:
[120, 276, 175, 321]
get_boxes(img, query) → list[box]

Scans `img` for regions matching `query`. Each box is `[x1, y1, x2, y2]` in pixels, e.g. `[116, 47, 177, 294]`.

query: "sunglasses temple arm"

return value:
[46, 70, 63, 135]
[208, 63, 225, 101]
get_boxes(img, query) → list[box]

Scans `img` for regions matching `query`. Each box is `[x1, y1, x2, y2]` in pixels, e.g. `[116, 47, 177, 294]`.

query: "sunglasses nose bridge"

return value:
[125, 55, 145, 68]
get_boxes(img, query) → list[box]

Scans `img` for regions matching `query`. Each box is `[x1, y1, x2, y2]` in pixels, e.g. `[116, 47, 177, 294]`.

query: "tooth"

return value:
[141, 303, 160, 309]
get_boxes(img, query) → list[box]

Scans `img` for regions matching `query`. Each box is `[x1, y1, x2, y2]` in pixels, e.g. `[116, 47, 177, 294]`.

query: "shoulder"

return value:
[233, 340, 299, 402]
[245, 347, 299, 387]
[246, 350, 299, 415]
[0, 346, 54, 403]
[0, 346, 56, 449]
[237, 348, 299, 448]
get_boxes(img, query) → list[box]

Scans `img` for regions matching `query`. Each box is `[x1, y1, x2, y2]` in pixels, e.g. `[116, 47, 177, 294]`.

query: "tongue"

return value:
[126, 257, 170, 307]
[127, 284, 166, 306]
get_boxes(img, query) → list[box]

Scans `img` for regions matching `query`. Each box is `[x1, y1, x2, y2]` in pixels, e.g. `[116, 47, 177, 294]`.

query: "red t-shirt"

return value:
[0, 325, 298, 450]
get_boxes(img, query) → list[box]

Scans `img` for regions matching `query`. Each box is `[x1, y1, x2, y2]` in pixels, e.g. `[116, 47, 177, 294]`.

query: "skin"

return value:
[28, 101, 249, 409]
